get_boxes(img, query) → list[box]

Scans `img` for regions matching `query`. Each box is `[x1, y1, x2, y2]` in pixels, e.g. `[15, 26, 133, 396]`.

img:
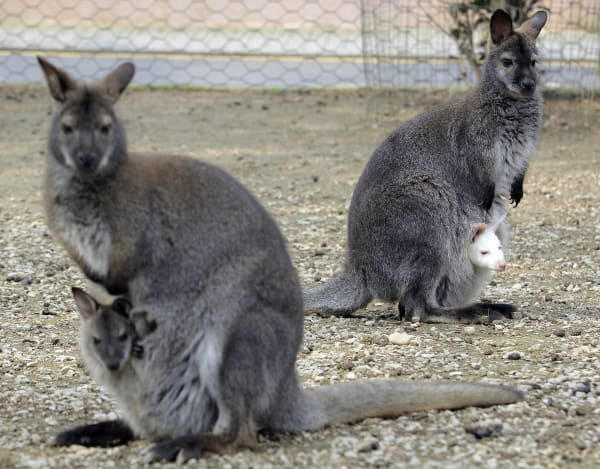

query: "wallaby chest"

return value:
[46, 172, 113, 279]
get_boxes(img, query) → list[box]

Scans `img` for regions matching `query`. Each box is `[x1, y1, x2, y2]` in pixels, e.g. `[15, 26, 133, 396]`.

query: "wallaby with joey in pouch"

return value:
[304, 10, 547, 324]
[39, 57, 524, 462]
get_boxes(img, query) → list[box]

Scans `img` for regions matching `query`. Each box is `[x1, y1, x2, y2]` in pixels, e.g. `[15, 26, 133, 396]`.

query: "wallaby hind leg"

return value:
[147, 418, 257, 462]
[54, 419, 135, 447]
[421, 302, 516, 324]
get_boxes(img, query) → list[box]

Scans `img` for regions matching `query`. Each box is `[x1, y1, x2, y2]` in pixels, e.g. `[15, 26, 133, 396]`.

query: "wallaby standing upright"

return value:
[304, 10, 547, 323]
[39, 57, 524, 462]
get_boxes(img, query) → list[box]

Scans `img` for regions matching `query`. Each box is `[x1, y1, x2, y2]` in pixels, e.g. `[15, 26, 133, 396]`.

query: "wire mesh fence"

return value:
[1, 0, 599, 91]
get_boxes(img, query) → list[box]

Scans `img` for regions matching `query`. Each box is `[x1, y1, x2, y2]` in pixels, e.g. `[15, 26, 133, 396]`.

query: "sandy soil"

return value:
[1, 85, 599, 468]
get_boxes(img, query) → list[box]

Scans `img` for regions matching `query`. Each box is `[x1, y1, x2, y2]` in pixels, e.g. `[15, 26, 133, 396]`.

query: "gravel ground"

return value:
[1, 86, 599, 468]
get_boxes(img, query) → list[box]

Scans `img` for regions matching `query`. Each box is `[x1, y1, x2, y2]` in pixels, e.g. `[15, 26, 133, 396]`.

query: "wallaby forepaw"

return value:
[132, 343, 144, 359]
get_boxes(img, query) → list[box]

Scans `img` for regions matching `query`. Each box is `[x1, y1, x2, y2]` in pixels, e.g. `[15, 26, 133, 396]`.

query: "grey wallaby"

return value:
[39, 57, 524, 462]
[304, 10, 547, 324]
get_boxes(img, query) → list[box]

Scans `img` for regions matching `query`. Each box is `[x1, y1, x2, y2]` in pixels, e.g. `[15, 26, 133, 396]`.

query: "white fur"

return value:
[468, 225, 506, 273]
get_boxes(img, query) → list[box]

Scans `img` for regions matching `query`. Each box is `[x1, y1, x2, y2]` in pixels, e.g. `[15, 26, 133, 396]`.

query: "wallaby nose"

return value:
[106, 361, 120, 371]
[521, 78, 535, 94]
[76, 152, 99, 171]
[497, 261, 506, 272]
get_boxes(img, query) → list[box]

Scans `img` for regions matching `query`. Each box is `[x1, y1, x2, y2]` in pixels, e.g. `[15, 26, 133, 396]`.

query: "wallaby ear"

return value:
[472, 224, 487, 243]
[490, 213, 507, 232]
[516, 10, 548, 41]
[101, 62, 135, 103]
[131, 311, 157, 338]
[490, 9, 513, 45]
[37, 57, 79, 103]
[71, 286, 98, 319]
[111, 297, 132, 317]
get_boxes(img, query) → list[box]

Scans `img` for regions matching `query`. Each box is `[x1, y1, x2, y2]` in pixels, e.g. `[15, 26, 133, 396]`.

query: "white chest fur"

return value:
[53, 202, 112, 277]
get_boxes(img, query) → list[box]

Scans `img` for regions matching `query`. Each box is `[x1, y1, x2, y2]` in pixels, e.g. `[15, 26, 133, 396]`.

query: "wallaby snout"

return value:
[496, 260, 506, 272]
[75, 151, 100, 172]
[519, 76, 536, 95]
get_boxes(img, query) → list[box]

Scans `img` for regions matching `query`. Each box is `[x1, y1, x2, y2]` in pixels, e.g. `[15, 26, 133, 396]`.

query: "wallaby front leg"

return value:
[54, 420, 134, 447]
[510, 173, 525, 207]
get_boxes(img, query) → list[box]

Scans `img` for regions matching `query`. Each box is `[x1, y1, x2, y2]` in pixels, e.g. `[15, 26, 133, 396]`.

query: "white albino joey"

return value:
[468, 217, 507, 273]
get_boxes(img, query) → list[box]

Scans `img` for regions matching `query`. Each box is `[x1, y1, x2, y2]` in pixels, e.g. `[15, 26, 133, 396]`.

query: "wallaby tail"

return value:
[288, 380, 523, 432]
[303, 268, 370, 316]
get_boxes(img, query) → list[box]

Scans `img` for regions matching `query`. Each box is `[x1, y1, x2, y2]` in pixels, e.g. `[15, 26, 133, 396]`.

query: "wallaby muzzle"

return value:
[75, 151, 100, 172]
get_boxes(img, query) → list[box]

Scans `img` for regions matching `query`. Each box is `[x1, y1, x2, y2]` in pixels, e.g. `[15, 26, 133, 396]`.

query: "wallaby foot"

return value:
[419, 302, 516, 324]
[54, 420, 134, 447]
[147, 430, 257, 463]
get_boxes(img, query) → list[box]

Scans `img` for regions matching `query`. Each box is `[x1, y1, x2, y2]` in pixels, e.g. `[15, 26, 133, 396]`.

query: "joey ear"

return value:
[71, 287, 98, 319]
[490, 9, 513, 45]
[111, 297, 132, 316]
[101, 62, 135, 103]
[37, 57, 79, 103]
[472, 224, 487, 243]
[516, 11, 548, 40]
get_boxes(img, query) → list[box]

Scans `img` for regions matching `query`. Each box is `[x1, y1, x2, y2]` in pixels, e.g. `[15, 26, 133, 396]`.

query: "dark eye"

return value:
[531, 59, 537, 67]
[481, 251, 489, 256]
[118, 333, 128, 342]
[62, 124, 73, 134]
[501, 59, 514, 67]
[100, 124, 111, 135]
[92, 337, 101, 345]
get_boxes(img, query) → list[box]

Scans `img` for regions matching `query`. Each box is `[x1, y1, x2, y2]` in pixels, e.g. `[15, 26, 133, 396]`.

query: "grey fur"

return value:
[304, 10, 547, 324]
[39, 56, 525, 461]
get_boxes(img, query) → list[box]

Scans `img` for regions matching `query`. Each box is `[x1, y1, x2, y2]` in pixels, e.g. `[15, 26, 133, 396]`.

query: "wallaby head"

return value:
[468, 216, 506, 272]
[38, 57, 135, 177]
[72, 287, 155, 372]
[484, 9, 548, 99]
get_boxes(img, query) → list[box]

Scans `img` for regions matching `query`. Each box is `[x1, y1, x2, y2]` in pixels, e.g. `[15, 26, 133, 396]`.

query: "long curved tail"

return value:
[279, 380, 523, 432]
[303, 268, 371, 316]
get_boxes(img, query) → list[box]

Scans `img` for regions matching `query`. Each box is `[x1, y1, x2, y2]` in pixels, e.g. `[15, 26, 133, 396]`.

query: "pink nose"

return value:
[497, 261, 506, 272]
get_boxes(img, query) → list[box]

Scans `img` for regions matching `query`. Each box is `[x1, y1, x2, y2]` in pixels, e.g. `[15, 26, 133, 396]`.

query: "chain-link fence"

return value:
[1, 0, 599, 90]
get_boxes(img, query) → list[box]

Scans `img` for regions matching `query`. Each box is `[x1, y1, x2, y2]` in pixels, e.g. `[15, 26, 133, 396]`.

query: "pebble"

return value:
[574, 380, 591, 394]
[553, 329, 566, 337]
[388, 332, 413, 346]
[356, 437, 380, 453]
[463, 326, 476, 335]
[506, 351, 522, 360]
[373, 335, 389, 346]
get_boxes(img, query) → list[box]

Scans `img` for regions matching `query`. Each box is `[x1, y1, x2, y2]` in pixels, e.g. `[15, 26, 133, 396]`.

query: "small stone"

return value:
[464, 326, 476, 335]
[373, 335, 389, 346]
[388, 332, 413, 346]
[506, 351, 522, 360]
[570, 329, 582, 336]
[574, 380, 591, 394]
[575, 404, 593, 416]
[340, 359, 355, 371]
[356, 437, 380, 453]
[467, 424, 503, 439]
[553, 329, 566, 337]
[6, 272, 24, 282]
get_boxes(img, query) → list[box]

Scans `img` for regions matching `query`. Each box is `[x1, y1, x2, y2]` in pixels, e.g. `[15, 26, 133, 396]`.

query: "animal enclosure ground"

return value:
[1, 86, 599, 468]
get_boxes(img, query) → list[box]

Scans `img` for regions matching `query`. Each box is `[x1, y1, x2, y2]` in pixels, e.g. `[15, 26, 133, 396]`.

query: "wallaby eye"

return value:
[99, 124, 111, 135]
[62, 124, 73, 134]
[92, 337, 101, 345]
[480, 251, 489, 256]
[118, 333, 128, 342]
[501, 59, 514, 67]
[531, 59, 537, 67]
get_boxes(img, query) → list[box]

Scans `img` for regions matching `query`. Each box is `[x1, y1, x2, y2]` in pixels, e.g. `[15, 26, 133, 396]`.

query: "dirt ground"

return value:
[1, 85, 599, 468]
